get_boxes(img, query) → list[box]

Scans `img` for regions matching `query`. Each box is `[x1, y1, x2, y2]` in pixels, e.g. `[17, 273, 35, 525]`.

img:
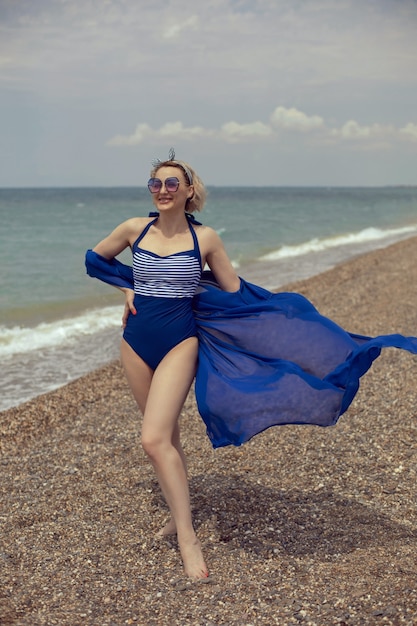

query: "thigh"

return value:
[142, 337, 198, 443]
[120, 338, 153, 414]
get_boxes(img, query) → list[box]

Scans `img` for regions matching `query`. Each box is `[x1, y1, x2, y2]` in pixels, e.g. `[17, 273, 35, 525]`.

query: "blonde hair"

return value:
[150, 159, 207, 213]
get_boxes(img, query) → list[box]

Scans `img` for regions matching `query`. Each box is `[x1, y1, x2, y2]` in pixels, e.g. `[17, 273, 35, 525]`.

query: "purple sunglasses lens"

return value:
[165, 177, 180, 192]
[147, 177, 180, 193]
[147, 178, 161, 193]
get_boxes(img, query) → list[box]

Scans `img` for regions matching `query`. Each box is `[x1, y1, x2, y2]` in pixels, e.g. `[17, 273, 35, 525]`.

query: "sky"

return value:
[1, 0, 417, 187]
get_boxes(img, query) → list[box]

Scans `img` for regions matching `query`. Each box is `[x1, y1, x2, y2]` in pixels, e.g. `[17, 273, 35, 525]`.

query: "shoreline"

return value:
[1, 236, 417, 624]
[240, 228, 417, 291]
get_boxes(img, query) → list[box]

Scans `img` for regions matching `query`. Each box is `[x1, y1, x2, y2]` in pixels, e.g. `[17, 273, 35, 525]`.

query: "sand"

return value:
[1, 237, 417, 626]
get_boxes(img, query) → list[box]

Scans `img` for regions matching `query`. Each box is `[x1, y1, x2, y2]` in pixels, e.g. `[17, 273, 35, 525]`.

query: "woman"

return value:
[88, 152, 240, 579]
[87, 151, 417, 579]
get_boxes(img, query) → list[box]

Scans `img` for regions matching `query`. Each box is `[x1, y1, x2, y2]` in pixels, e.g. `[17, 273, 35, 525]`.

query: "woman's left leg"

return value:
[140, 337, 208, 579]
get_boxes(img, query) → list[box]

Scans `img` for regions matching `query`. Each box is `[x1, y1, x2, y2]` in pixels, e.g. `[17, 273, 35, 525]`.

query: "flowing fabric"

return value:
[193, 272, 417, 447]
[85, 251, 417, 449]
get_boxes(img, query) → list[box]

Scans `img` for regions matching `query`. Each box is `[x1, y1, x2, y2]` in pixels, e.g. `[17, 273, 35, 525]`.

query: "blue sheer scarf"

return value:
[85, 236, 417, 448]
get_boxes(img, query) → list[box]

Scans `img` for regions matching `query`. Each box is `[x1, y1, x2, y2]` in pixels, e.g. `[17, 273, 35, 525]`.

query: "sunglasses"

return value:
[147, 177, 181, 194]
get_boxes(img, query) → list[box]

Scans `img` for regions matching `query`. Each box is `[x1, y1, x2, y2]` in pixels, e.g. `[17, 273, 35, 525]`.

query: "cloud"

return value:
[107, 123, 153, 146]
[270, 106, 324, 132]
[220, 121, 272, 142]
[107, 121, 212, 146]
[400, 123, 417, 141]
[107, 119, 274, 147]
[162, 15, 199, 39]
[330, 120, 395, 140]
[158, 121, 211, 139]
[107, 105, 417, 150]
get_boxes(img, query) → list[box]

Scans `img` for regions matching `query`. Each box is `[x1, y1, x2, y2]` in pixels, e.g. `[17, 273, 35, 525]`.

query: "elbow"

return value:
[231, 276, 241, 292]
[222, 275, 241, 293]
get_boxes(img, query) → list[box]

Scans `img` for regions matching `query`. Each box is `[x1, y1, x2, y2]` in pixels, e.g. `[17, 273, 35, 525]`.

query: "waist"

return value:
[133, 293, 194, 307]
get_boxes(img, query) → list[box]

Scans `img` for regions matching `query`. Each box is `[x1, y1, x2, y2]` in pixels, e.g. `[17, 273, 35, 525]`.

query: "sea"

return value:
[1, 186, 417, 412]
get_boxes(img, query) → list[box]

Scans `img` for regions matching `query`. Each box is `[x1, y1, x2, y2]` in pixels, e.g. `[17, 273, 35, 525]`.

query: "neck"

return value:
[155, 210, 189, 234]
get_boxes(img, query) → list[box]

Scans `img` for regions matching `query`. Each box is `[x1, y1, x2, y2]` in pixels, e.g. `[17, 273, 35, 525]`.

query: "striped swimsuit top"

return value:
[132, 214, 202, 298]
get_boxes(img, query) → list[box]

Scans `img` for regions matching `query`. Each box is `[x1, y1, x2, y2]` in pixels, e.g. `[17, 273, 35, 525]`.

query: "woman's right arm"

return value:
[93, 218, 139, 259]
[92, 218, 144, 323]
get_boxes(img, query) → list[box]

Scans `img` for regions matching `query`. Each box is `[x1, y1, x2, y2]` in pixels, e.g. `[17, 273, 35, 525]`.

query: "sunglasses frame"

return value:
[147, 176, 181, 194]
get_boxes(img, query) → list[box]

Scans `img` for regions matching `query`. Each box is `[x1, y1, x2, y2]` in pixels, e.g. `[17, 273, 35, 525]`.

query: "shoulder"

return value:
[119, 216, 153, 235]
[195, 225, 225, 250]
[125, 216, 153, 228]
[194, 224, 220, 241]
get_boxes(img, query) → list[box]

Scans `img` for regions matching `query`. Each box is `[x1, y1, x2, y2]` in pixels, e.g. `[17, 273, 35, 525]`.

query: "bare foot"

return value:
[178, 535, 209, 580]
[155, 518, 177, 538]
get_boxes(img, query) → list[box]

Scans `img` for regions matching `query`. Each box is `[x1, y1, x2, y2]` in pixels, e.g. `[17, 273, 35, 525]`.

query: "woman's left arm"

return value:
[203, 228, 241, 292]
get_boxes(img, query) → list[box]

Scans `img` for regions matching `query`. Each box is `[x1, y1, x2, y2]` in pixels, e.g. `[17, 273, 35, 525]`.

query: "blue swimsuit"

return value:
[122, 216, 202, 370]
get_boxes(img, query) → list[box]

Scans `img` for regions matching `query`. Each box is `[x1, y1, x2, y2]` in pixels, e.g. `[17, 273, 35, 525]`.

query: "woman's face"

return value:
[150, 165, 194, 213]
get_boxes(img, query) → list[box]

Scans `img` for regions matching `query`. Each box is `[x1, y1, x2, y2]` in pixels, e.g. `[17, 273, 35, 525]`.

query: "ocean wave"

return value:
[259, 225, 417, 261]
[0, 306, 122, 358]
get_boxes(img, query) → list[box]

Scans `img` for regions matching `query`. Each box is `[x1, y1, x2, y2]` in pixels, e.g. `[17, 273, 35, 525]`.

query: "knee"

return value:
[141, 434, 165, 461]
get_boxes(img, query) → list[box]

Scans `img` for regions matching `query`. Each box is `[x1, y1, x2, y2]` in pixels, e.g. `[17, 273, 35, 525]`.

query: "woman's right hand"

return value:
[121, 288, 136, 328]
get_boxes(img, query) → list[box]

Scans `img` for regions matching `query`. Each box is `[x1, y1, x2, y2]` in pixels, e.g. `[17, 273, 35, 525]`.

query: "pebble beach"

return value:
[1, 236, 417, 626]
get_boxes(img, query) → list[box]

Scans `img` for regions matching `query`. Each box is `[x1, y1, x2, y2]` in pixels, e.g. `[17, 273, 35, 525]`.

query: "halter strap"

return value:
[148, 211, 202, 225]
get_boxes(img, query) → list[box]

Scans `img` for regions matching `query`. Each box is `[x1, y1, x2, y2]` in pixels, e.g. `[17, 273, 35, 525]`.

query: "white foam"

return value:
[0, 306, 122, 358]
[259, 225, 417, 261]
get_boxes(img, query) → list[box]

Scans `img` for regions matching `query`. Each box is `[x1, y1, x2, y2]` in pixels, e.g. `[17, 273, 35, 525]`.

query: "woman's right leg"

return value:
[120, 339, 197, 564]
[120, 338, 153, 413]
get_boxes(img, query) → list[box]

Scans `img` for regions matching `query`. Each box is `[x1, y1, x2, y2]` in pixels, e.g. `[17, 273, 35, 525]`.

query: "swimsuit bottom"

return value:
[123, 293, 197, 370]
